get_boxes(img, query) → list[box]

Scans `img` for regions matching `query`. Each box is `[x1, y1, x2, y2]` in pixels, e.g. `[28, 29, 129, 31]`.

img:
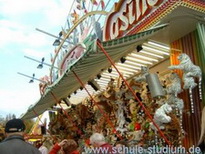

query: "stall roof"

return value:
[21, 24, 168, 119]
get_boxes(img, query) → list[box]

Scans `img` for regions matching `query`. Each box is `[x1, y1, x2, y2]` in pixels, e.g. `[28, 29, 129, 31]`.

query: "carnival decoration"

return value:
[165, 72, 184, 144]
[134, 66, 149, 82]
[140, 82, 149, 104]
[71, 10, 79, 24]
[115, 99, 127, 134]
[100, 0, 105, 9]
[134, 66, 149, 104]
[151, 103, 172, 130]
[76, 0, 88, 13]
[128, 130, 144, 142]
[146, 73, 165, 99]
[166, 72, 182, 97]
[47, 73, 183, 147]
[90, 0, 98, 6]
[93, 21, 103, 40]
[167, 95, 184, 142]
[39, 75, 50, 95]
[169, 53, 202, 113]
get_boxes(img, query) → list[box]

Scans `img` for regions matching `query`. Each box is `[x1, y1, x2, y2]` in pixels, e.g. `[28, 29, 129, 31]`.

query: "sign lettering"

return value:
[103, 0, 164, 41]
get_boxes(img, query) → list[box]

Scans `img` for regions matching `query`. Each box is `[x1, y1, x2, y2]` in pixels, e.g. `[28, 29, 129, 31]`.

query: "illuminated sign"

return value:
[103, 0, 163, 41]
[59, 45, 85, 76]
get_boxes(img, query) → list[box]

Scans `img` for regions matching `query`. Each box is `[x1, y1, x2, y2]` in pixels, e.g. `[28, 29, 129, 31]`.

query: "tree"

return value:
[12, 114, 16, 119]
[0, 115, 5, 125]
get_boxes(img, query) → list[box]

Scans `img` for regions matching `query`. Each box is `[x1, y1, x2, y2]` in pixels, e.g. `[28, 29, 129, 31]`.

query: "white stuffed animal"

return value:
[151, 103, 172, 130]
[168, 53, 202, 113]
[166, 72, 182, 96]
[134, 66, 149, 82]
[115, 100, 127, 134]
[167, 95, 184, 111]
[168, 53, 202, 98]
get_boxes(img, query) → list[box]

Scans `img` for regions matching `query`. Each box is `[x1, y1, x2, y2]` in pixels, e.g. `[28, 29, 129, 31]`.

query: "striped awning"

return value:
[21, 24, 168, 119]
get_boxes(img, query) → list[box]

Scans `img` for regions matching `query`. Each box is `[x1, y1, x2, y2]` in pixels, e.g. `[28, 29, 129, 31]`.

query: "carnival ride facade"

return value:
[21, 0, 205, 149]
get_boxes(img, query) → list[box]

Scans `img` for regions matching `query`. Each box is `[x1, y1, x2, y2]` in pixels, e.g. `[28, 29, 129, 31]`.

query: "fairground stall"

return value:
[21, 0, 205, 150]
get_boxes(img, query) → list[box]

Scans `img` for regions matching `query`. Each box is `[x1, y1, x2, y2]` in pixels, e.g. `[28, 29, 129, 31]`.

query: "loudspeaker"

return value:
[41, 126, 46, 135]
[88, 80, 100, 91]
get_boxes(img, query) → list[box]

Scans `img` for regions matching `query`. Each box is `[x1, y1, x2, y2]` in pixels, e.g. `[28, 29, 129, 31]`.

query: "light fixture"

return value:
[52, 31, 63, 46]
[37, 64, 43, 69]
[120, 57, 126, 63]
[53, 39, 61, 46]
[29, 73, 35, 83]
[96, 77, 110, 81]
[130, 53, 158, 62]
[125, 60, 146, 67]
[97, 80, 109, 84]
[148, 40, 170, 50]
[62, 98, 71, 107]
[88, 80, 100, 91]
[136, 45, 143, 52]
[37, 57, 45, 69]
[29, 79, 34, 83]
[142, 45, 169, 55]
[102, 72, 129, 78]
[140, 50, 164, 58]
[59, 31, 63, 37]
[120, 70, 134, 75]
[80, 87, 83, 90]
[97, 74, 101, 79]
[108, 67, 112, 73]
[74, 91, 77, 94]
[98, 82, 109, 86]
[117, 63, 141, 70]
[116, 65, 137, 72]
[126, 57, 153, 65]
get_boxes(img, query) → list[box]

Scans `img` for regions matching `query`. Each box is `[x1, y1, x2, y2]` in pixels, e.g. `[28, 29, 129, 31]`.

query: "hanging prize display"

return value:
[169, 53, 202, 113]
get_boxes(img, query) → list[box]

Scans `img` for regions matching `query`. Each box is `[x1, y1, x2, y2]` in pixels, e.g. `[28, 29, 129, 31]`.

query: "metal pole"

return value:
[17, 72, 46, 83]
[96, 40, 171, 146]
[36, 28, 59, 39]
[35, 28, 74, 45]
[24, 55, 59, 70]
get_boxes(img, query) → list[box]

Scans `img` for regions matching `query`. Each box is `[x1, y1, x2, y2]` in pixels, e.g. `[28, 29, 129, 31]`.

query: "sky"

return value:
[0, 0, 73, 118]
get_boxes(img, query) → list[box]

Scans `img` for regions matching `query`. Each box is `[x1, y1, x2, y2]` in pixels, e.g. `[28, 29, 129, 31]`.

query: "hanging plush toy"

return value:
[166, 72, 182, 96]
[167, 94, 184, 137]
[140, 82, 149, 104]
[134, 66, 149, 82]
[134, 66, 150, 103]
[167, 95, 184, 112]
[151, 103, 173, 130]
[164, 72, 184, 138]
[168, 53, 202, 113]
[115, 99, 127, 134]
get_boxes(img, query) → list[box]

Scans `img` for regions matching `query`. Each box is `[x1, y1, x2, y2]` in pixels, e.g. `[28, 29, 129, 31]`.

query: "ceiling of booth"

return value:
[21, 24, 169, 119]
[150, 6, 205, 45]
